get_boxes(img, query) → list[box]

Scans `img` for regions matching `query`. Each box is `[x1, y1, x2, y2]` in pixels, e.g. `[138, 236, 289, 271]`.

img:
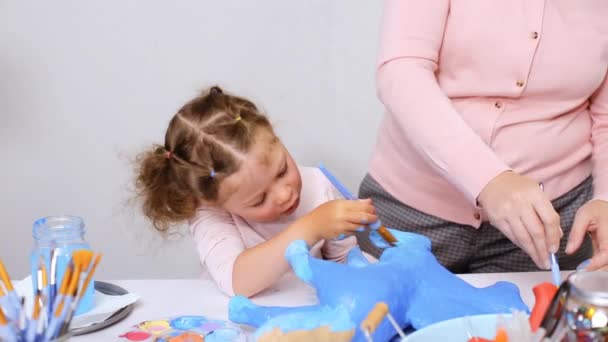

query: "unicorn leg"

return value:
[229, 295, 321, 328]
[285, 240, 315, 283]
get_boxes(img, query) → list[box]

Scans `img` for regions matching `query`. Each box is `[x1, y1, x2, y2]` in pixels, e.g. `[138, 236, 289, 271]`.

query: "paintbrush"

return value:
[18, 297, 27, 341]
[39, 254, 50, 333]
[49, 241, 58, 318]
[318, 163, 398, 246]
[25, 291, 42, 342]
[45, 262, 75, 341]
[34, 255, 49, 338]
[361, 302, 406, 342]
[57, 264, 81, 334]
[539, 182, 561, 285]
[0, 259, 22, 322]
[59, 251, 98, 336]
[37, 255, 49, 300]
[0, 302, 17, 342]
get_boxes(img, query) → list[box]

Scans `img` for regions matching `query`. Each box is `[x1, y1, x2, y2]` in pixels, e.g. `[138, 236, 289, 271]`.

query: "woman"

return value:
[358, 0, 608, 273]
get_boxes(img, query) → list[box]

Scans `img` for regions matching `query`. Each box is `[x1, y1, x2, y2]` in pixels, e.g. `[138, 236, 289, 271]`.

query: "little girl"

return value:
[136, 86, 377, 297]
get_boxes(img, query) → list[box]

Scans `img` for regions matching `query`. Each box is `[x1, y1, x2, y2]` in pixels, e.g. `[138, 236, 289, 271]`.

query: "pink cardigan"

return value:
[369, 0, 608, 227]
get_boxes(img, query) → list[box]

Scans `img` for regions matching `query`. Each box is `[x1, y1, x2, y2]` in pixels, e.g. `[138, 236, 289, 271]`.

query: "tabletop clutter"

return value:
[2, 215, 608, 342]
[0, 216, 101, 341]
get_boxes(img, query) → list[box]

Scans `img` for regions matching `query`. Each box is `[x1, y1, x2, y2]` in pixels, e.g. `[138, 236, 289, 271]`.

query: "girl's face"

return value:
[220, 130, 302, 222]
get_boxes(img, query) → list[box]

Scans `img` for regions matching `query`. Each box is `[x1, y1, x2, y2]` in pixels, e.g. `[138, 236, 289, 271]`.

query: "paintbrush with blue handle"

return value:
[539, 182, 561, 286]
[318, 163, 398, 246]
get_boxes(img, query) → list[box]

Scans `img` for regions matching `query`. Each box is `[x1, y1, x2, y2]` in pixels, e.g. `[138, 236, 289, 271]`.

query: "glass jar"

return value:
[542, 271, 608, 341]
[30, 215, 95, 315]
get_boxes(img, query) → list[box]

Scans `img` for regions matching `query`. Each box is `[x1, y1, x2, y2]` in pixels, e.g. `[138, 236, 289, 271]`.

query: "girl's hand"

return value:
[477, 171, 562, 269]
[566, 199, 608, 271]
[301, 199, 377, 241]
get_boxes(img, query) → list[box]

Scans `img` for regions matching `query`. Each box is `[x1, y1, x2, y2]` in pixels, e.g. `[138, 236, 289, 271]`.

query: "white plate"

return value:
[407, 314, 503, 342]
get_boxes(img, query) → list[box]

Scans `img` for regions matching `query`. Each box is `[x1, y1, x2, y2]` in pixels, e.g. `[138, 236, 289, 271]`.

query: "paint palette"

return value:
[119, 315, 249, 342]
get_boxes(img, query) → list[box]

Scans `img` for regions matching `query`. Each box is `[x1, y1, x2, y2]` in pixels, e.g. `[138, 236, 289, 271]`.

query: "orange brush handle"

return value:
[0, 306, 7, 325]
[361, 302, 389, 334]
[377, 226, 398, 245]
[0, 259, 15, 291]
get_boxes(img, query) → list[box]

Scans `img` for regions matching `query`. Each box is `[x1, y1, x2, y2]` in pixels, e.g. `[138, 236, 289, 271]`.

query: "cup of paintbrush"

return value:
[0, 250, 101, 342]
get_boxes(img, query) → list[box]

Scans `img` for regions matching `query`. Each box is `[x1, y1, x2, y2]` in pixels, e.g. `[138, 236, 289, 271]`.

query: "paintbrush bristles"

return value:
[72, 250, 93, 272]
[0, 259, 14, 292]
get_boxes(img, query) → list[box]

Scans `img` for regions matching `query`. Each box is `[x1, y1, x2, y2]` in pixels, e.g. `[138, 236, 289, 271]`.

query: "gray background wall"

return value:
[0, 0, 384, 279]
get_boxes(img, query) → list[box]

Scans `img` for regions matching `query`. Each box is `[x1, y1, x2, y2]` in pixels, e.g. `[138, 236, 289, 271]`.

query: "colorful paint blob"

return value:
[120, 315, 247, 342]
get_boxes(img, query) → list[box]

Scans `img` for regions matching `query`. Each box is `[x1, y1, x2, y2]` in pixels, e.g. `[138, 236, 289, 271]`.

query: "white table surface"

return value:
[72, 271, 570, 341]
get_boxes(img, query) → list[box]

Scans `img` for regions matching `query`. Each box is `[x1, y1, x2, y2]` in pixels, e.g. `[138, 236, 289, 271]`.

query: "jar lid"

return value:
[569, 272, 608, 307]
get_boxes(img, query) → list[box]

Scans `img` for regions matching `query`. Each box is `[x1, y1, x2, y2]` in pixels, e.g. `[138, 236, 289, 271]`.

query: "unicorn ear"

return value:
[345, 246, 370, 268]
[370, 228, 432, 251]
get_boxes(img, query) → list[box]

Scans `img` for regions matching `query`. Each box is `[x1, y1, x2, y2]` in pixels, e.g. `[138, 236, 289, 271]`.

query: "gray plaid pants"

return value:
[356, 174, 593, 273]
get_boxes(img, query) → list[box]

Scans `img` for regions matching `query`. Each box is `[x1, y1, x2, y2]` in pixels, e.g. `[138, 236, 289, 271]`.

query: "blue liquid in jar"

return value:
[30, 216, 95, 315]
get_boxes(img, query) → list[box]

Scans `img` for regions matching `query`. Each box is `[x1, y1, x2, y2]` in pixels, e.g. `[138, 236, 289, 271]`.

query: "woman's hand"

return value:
[477, 171, 562, 269]
[566, 199, 608, 271]
[300, 199, 377, 241]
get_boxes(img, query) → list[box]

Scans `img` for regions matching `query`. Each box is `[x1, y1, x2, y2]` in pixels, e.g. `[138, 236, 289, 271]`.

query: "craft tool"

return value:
[539, 182, 561, 286]
[318, 163, 398, 246]
[361, 302, 406, 342]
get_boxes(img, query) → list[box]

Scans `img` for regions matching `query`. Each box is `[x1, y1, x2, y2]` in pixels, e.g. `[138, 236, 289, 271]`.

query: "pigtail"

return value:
[135, 145, 200, 232]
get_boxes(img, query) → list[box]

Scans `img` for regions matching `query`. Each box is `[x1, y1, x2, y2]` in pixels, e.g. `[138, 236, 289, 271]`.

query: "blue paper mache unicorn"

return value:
[229, 229, 528, 342]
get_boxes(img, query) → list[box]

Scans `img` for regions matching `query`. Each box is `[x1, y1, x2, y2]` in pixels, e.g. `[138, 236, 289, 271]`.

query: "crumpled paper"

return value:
[14, 276, 140, 329]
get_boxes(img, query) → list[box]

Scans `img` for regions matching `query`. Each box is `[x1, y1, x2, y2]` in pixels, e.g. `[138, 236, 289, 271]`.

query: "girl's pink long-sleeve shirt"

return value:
[189, 166, 356, 295]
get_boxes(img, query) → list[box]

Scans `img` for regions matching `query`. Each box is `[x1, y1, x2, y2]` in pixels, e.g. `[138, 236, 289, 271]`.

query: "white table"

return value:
[73, 271, 570, 341]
